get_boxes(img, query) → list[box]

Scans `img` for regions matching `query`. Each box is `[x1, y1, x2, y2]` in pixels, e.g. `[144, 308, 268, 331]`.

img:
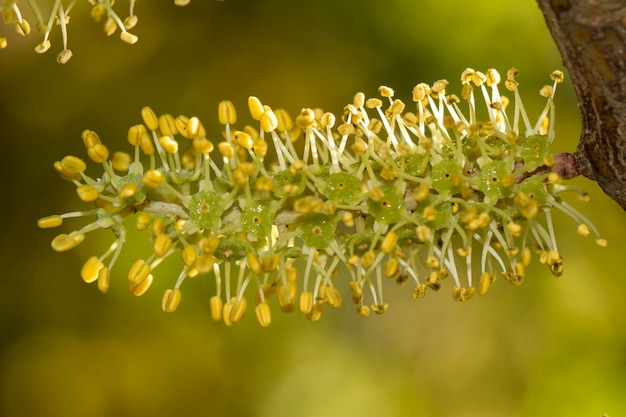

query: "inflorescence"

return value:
[38, 68, 606, 327]
[0, 0, 192, 63]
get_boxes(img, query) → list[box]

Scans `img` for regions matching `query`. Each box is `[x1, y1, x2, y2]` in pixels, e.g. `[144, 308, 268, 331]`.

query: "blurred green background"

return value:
[1, 1, 625, 416]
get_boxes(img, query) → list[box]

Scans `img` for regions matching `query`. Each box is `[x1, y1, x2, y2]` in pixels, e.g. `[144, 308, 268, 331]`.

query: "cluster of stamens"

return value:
[0, 0, 191, 62]
[38, 68, 606, 327]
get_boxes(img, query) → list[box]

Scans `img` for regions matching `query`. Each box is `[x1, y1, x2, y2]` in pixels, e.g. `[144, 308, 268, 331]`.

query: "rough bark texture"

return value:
[537, 0, 626, 210]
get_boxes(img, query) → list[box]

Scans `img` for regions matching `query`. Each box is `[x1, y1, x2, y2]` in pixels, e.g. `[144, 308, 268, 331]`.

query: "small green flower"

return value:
[39, 68, 606, 327]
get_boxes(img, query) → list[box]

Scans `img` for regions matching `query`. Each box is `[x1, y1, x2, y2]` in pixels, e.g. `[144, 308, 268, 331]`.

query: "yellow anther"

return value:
[416, 225, 432, 243]
[118, 182, 139, 200]
[248, 96, 264, 120]
[90, 4, 106, 21]
[97, 267, 110, 294]
[199, 236, 220, 255]
[87, 143, 109, 164]
[192, 137, 213, 154]
[210, 295, 223, 321]
[255, 176, 274, 191]
[485, 68, 501, 86]
[348, 92, 364, 108]
[57, 49, 73, 64]
[120, 31, 138, 44]
[195, 254, 214, 274]
[127, 124, 147, 146]
[277, 281, 297, 312]
[515, 193, 539, 219]
[157, 114, 177, 136]
[412, 183, 430, 202]
[124, 15, 138, 30]
[365, 98, 383, 108]
[426, 272, 441, 290]
[222, 300, 234, 326]
[230, 297, 247, 324]
[171, 115, 189, 138]
[356, 305, 370, 318]
[38, 215, 63, 229]
[81, 256, 104, 283]
[501, 173, 515, 187]
[478, 272, 492, 296]
[337, 123, 355, 136]
[154, 233, 172, 257]
[304, 303, 322, 322]
[411, 283, 426, 299]
[423, 206, 437, 222]
[76, 184, 99, 202]
[325, 286, 342, 308]
[285, 266, 297, 283]
[255, 302, 272, 327]
[191, 116, 207, 138]
[505, 79, 519, 91]
[320, 112, 336, 128]
[426, 256, 439, 269]
[16, 19, 31, 36]
[140, 134, 156, 154]
[461, 287, 476, 301]
[129, 274, 153, 296]
[141, 170, 163, 188]
[293, 198, 312, 214]
[452, 286, 463, 301]
[299, 291, 314, 315]
[253, 137, 268, 158]
[384, 258, 399, 278]
[430, 80, 448, 95]
[162, 289, 182, 313]
[378, 85, 394, 98]
[61, 155, 86, 175]
[368, 186, 384, 202]
[81, 129, 101, 148]
[520, 247, 531, 266]
[371, 302, 388, 314]
[362, 250, 376, 269]
[550, 70, 564, 83]
[295, 108, 315, 129]
[460, 68, 475, 84]
[381, 231, 398, 254]
[539, 85, 553, 98]
[51, 233, 84, 252]
[349, 281, 363, 304]
[112, 151, 132, 171]
[104, 17, 117, 36]
[128, 259, 151, 284]
[457, 247, 471, 257]
[218, 142, 234, 159]
[136, 213, 152, 231]
[218, 100, 237, 125]
[182, 245, 197, 267]
[158, 136, 179, 154]
[0, 37, 7, 49]
[507, 221, 522, 237]
[246, 252, 261, 275]
[388, 99, 405, 115]
[274, 108, 293, 131]
[141, 106, 159, 131]
[234, 131, 253, 150]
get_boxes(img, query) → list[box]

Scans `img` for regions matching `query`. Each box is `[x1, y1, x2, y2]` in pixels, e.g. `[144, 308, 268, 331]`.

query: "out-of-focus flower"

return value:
[0, 0, 193, 62]
[38, 69, 605, 326]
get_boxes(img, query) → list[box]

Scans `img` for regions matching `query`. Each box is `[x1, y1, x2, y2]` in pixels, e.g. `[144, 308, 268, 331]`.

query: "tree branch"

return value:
[537, 0, 626, 210]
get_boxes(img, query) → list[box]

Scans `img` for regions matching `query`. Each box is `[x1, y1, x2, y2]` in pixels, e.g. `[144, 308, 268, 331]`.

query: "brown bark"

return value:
[537, 0, 626, 210]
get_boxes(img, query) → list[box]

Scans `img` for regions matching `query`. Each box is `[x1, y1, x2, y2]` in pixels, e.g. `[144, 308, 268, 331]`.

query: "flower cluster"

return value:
[0, 0, 192, 63]
[38, 68, 606, 327]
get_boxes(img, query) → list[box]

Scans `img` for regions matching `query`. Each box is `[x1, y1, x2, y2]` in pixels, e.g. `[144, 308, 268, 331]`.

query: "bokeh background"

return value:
[1, 1, 625, 416]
